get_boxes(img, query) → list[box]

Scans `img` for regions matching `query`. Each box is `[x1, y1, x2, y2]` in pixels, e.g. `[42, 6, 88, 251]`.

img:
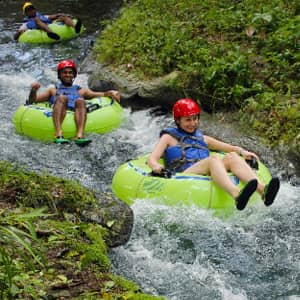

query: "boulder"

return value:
[81, 52, 181, 108]
[81, 193, 134, 248]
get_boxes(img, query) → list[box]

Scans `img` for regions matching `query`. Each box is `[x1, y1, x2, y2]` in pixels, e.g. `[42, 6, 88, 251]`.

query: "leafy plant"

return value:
[95, 0, 299, 145]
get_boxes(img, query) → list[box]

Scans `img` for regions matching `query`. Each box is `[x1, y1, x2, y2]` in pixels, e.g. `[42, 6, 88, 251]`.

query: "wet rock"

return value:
[81, 192, 134, 247]
[81, 52, 180, 108]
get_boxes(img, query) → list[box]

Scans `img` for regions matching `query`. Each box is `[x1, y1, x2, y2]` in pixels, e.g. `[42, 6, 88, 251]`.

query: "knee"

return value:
[57, 16, 65, 22]
[63, 16, 71, 22]
[75, 98, 86, 109]
[223, 152, 240, 164]
[55, 95, 68, 105]
[208, 154, 222, 165]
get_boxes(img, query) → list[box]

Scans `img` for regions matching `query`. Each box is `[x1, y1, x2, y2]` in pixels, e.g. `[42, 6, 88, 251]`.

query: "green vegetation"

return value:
[0, 161, 164, 299]
[96, 0, 299, 146]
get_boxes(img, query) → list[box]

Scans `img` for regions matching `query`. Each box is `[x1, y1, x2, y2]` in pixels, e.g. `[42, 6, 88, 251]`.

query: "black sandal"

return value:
[235, 179, 258, 210]
[75, 19, 82, 34]
[47, 32, 60, 40]
[263, 177, 280, 206]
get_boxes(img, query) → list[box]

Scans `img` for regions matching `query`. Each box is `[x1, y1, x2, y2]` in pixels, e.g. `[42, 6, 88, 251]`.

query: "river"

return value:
[0, 1, 299, 299]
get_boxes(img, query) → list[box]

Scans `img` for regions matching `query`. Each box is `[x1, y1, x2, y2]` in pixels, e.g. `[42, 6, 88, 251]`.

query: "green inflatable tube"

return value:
[18, 18, 84, 44]
[112, 153, 272, 212]
[13, 97, 123, 141]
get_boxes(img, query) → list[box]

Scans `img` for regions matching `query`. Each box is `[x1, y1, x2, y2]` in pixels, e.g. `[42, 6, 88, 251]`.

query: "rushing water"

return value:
[0, 2, 299, 300]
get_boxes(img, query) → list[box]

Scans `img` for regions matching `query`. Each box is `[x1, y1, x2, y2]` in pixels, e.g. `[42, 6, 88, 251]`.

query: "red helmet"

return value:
[57, 60, 77, 77]
[173, 98, 201, 119]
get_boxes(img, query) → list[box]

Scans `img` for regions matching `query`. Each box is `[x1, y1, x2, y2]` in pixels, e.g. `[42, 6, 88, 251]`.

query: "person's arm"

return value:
[47, 13, 73, 20]
[28, 82, 54, 104]
[80, 88, 121, 102]
[46, 14, 62, 21]
[147, 134, 172, 173]
[204, 135, 259, 160]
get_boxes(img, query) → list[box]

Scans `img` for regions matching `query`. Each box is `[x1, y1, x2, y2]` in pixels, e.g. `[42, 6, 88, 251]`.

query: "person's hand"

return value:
[151, 163, 165, 174]
[240, 149, 259, 161]
[31, 82, 41, 91]
[108, 90, 121, 102]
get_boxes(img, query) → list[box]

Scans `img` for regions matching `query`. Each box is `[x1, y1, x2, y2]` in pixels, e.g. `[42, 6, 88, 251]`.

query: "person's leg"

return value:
[185, 155, 241, 198]
[57, 15, 82, 33]
[223, 152, 263, 193]
[52, 95, 68, 138]
[35, 18, 60, 40]
[185, 155, 258, 210]
[14, 23, 28, 40]
[57, 15, 75, 27]
[35, 17, 52, 33]
[223, 152, 280, 206]
[74, 99, 87, 139]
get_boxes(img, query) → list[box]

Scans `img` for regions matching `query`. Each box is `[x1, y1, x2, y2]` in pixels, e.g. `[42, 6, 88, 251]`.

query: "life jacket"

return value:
[161, 127, 209, 172]
[24, 12, 51, 24]
[49, 83, 81, 105]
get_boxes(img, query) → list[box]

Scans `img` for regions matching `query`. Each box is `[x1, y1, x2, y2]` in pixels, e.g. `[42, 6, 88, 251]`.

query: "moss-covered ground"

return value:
[0, 161, 164, 299]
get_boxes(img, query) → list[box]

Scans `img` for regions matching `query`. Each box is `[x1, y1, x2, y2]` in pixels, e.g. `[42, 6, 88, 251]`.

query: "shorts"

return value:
[51, 94, 81, 110]
[22, 16, 52, 30]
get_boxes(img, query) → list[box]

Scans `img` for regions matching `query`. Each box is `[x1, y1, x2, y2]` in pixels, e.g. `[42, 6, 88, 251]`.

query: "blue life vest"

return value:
[49, 83, 82, 108]
[161, 127, 209, 172]
[24, 12, 52, 29]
